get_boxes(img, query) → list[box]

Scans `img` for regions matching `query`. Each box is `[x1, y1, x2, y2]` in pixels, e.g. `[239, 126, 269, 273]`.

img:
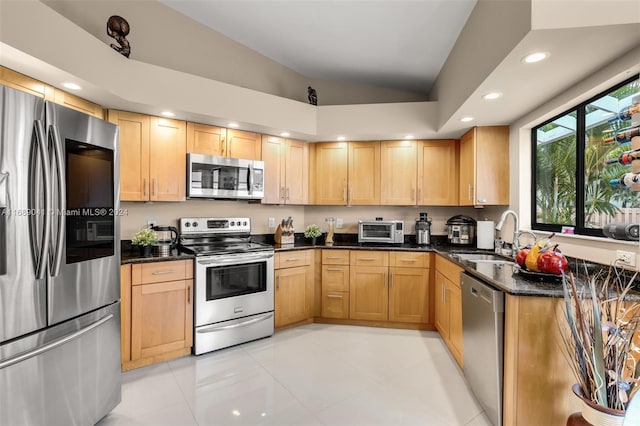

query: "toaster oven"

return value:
[358, 220, 404, 244]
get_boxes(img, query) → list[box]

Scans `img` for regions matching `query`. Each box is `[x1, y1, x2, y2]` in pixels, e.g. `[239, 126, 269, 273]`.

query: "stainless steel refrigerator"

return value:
[0, 85, 121, 425]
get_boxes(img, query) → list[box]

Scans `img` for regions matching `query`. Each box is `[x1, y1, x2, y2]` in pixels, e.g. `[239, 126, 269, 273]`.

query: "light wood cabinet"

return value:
[349, 265, 389, 321]
[389, 267, 430, 323]
[380, 140, 418, 205]
[186, 122, 226, 156]
[53, 89, 104, 119]
[314, 142, 349, 205]
[417, 140, 459, 205]
[262, 136, 309, 204]
[459, 126, 509, 206]
[321, 250, 350, 319]
[121, 260, 193, 371]
[348, 141, 380, 205]
[274, 250, 314, 328]
[226, 129, 261, 160]
[108, 110, 186, 202]
[0, 66, 54, 99]
[434, 255, 464, 367]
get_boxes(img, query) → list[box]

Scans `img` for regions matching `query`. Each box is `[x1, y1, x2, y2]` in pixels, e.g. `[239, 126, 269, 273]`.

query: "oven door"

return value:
[195, 251, 274, 327]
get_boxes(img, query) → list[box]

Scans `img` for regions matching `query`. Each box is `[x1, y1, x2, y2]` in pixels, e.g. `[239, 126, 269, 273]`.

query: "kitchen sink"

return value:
[449, 252, 516, 266]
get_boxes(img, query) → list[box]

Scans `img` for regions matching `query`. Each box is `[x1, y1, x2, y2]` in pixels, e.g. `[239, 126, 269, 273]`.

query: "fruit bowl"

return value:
[515, 266, 563, 283]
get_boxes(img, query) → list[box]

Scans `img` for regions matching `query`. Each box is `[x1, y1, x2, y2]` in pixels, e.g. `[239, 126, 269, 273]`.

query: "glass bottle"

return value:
[325, 217, 335, 245]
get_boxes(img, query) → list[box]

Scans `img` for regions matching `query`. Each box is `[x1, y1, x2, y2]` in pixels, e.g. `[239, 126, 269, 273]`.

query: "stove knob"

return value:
[184, 222, 191, 227]
[231, 221, 235, 226]
[192, 222, 198, 227]
[243, 221, 247, 226]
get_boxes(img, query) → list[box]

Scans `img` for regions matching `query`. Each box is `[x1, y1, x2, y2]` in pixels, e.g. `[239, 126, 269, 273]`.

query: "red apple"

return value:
[536, 250, 568, 275]
[516, 249, 529, 267]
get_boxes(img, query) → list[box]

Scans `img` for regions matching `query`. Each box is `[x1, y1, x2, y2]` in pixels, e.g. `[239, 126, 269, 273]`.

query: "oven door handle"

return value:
[197, 252, 274, 266]
[196, 313, 274, 333]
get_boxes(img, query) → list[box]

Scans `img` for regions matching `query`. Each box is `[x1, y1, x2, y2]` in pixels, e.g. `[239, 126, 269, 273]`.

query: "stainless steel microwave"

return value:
[187, 153, 264, 200]
[358, 220, 404, 244]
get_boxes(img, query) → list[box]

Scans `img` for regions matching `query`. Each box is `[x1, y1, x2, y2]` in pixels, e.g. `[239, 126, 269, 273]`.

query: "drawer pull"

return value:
[359, 258, 377, 261]
[326, 256, 344, 260]
[285, 258, 301, 262]
[326, 268, 343, 271]
[152, 270, 177, 275]
[400, 259, 417, 262]
[327, 294, 343, 299]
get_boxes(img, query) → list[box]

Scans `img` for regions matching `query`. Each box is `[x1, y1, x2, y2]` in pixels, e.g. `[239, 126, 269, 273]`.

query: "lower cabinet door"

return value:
[321, 291, 349, 319]
[275, 266, 313, 327]
[349, 266, 388, 321]
[388, 267, 429, 323]
[131, 279, 193, 360]
[448, 281, 464, 365]
[434, 272, 450, 337]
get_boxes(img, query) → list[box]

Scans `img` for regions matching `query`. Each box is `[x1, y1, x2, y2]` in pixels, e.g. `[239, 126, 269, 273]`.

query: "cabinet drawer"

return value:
[276, 250, 311, 269]
[321, 291, 349, 319]
[322, 265, 350, 292]
[350, 250, 389, 266]
[435, 255, 463, 287]
[389, 252, 431, 268]
[132, 260, 189, 285]
[321, 250, 350, 265]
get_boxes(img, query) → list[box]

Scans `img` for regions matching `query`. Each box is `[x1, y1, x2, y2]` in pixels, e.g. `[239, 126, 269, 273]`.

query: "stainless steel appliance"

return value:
[187, 153, 264, 200]
[415, 212, 431, 245]
[461, 273, 505, 426]
[358, 219, 404, 244]
[0, 85, 121, 425]
[446, 215, 477, 245]
[179, 217, 274, 355]
[152, 224, 179, 256]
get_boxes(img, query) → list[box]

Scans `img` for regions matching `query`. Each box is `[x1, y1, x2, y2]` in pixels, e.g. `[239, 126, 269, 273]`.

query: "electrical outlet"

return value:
[616, 250, 636, 267]
[147, 220, 157, 229]
[268, 217, 275, 229]
[336, 218, 344, 228]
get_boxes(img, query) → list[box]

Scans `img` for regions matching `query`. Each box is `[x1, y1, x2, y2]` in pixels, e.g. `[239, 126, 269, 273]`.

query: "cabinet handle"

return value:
[143, 177, 147, 198]
[467, 184, 471, 201]
[400, 259, 417, 262]
[286, 187, 290, 200]
[359, 257, 377, 261]
[285, 258, 301, 262]
[412, 188, 416, 201]
[327, 294, 343, 299]
[152, 270, 177, 275]
[390, 274, 393, 288]
[279, 187, 285, 201]
[349, 188, 353, 204]
[343, 187, 347, 202]
[417, 188, 421, 203]
[186, 285, 191, 304]
[152, 178, 157, 197]
[220, 139, 225, 155]
[326, 256, 343, 259]
[326, 268, 343, 271]
[277, 276, 280, 290]
[442, 283, 447, 303]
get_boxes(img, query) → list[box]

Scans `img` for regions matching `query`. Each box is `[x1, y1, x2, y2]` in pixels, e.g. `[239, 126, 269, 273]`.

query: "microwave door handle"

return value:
[48, 125, 65, 277]
[248, 163, 254, 195]
[31, 120, 51, 280]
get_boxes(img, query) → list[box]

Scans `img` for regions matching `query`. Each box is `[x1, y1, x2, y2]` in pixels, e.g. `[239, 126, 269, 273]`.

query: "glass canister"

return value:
[325, 217, 335, 245]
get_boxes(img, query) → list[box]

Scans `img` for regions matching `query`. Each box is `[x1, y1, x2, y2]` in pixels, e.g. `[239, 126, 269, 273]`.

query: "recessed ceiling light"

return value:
[522, 52, 549, 64]
[228, 122, 239, 128]
[404, 135, 414, 139]
[280, 132, 290, 137]
[460, 116, 474, 122]
[62, 82, 82, 90]
[337, 136, 346, 141]
[482, 92, 502, 100]
[160, 111, 175, 117]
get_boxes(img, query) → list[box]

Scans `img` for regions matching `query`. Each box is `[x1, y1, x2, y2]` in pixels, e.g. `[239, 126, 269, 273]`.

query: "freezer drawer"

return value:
[0, 302, 121, 426]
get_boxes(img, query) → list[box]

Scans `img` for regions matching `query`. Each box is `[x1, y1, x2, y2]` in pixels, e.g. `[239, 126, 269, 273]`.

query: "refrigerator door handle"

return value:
[0, 173, 7, 276]
[0, 313, 114, 370]
[49, 125, 65, 277]
[32, 120, 51, 280]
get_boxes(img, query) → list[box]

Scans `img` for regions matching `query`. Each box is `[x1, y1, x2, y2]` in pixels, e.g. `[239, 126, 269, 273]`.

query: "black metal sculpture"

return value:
[107, 15, 131, 58]
[308, 86, 317, 106]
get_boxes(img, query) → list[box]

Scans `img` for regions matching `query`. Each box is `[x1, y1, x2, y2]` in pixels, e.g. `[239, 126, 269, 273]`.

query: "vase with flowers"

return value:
[131, 228, 158, 257]
[560, 266, 640, 426]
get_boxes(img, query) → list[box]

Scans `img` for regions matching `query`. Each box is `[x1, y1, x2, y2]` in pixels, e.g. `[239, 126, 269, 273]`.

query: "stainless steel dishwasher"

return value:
[461, 273, 505, 426]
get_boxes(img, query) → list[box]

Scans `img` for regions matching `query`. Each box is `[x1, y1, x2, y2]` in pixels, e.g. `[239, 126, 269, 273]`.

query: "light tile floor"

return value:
[98, 324, 493, 426]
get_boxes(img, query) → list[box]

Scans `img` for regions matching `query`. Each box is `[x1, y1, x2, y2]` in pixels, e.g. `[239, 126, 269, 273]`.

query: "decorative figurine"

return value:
[107, 15, 131, 58]
[307, 86, 317, 106]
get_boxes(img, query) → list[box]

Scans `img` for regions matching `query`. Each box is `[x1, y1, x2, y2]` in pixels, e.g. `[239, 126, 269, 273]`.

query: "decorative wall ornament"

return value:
[307, 86, 317, 105]
[107, 15, 131, 58]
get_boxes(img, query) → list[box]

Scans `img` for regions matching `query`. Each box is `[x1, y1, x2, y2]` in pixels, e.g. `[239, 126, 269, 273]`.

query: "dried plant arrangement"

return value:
[560, 265, 640, 413]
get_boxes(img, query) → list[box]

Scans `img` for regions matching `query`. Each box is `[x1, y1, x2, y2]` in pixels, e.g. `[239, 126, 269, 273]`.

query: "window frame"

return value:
[531, 74, 639, 237]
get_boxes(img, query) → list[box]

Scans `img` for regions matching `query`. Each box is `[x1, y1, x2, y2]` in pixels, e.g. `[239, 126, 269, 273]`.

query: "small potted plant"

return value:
[303, 224, 321, 245]
[131, 228, 158, 257]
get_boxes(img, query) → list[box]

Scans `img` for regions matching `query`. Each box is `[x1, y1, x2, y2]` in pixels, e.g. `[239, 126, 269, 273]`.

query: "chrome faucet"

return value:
[496, 210, 519, 255]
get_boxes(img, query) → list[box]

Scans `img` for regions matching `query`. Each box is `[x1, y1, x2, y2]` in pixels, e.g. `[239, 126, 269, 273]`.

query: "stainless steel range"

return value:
[180, 217, 274, 355]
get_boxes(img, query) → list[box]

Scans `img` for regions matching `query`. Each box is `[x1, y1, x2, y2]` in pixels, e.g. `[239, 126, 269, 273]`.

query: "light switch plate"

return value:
[336, 218, 344, 228]
[268, 217, 275, 229]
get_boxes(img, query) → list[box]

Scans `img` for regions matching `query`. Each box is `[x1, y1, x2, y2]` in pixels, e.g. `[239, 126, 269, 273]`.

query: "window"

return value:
[532, 75, 640, 237]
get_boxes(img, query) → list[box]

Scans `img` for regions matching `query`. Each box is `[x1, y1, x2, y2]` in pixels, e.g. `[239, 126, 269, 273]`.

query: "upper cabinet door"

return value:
[380, 140, 417, 205]
[52, 89, 104, 119]
[186, 122, 226, 157]
[315, 142, 348, 205]
[285, 139, 309, 204]
[459, 129, 476, 206]
[108, 110, 150, 202]
[261, 135, 285, 204]
[348, 141, 380, 205]
[0, 65, 54, 99]
[149, 116, 187, 201]
[418, 140, 459, 206]
[226, 129, 261, 160]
